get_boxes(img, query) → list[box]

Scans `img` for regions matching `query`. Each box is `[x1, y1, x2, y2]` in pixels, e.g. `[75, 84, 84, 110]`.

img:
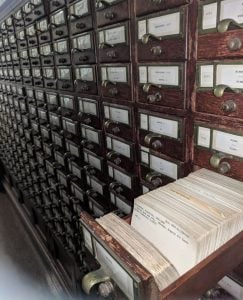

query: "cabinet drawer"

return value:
[198, 0, 243, 59]
[51, 131, 64, 148]
[69, 0, 93, 35]
[98, 22, 130, 63]
[137, 63, 186, 109]
[86, 173, 109, 199]
[60, 94, 76, 115]
[78, 97, 101, 128]
[84, 148, 106, 177]
[40, 125, 51, 141]
[136, 0, 190, 16]
[50, 9, 68, 40]
[62, 117, 79, 136]
[106, 135, 135, 172]
[138, 110, 186, 161]
[137, 7, 188, 61]
[46, 92, 59, 111]
[196, 61, 243, 118]
[103, 102, 134, 141]
[71, 32, 96, 65]
[65, 138, 82, 159]
[109, 182, 133, 214]
[54, 39, 71, 65]
[68, 160, 85, 181]
[81, 124, 103, 155]
[87, 190, 111, 217]
[96, 0, 129, 27]
[194, 122, 243, 181]
[43, 68, 57, 89]
[139, 148, 188, 189]
[74, 65, 98, 95]
[100, 64, 132, 101]
[36, 18, 51, 44]
[57, 66, 74, 91]
[40, 43, 54, 66]
[49, 112, 62, 130]
[71, 181, 86, 204]
[26, 24, 38, 47]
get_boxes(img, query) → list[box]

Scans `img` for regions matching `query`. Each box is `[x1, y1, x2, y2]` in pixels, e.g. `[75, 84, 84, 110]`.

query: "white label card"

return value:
[107, 107, 129, 125]
[216, 65, 243, 89]
[220, 0, 243, 24]
[80, 100, 97, 115]
[113, 168, 131, 189]
[78, 68, 94, 81]
[197, 127, 211, 148]
[199, 65, 214, 88]
[147, 66, 179, 86]
[150, 155, 178, 179]
[104, 26, 126, 45]
[149, 116, 179, 139]
[75, 34, 92, 50]
[111, 138, 131, 158]
[202, 3, 218, 30]
[91, 178, 103, 195]
[107, 67, 127, 83]
[86, 153, 101, 170]
[212, 130, 243, 158]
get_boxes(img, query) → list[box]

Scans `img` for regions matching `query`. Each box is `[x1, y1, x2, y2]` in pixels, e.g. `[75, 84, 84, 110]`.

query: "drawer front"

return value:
[106, 135, 135, 172]
[86, 173, 108, 198]
[50, 9, 68, 40]
[84, 149, 106, 175]
[62, 117, 79, 136]
[36, 17, 51, 44]
[138, 110, 186, 161]
[98, 21, 130, 63]
[136, 0, 190, 16]
[74, 65, 98, 95]
[198, 0, 243, 59]
[71, 32, 96, 65]
[71, 181, 86, 203]
[109, 188, 132, 215]
[194, 122, 243, 181]
[69, 0, 93, 35]
[68, 160, 84, 180]
[65, 139, 82, 159]
[103, 102, 134, 141]
[60, 94, 76, 113]
[81, 124, 103, 155]
[137, 7, 188, 61]
[51, 131, 64, 148]
[96, 0, 129, 27]
[57, 66, 74, 91]
[196, 61, 243, 118]
[54, 39, 71, 65]
[100, 64, 132, 100]
[49, 112, 62, 129]
[78, 97, 101, 128]
[139, 148, 188, 189]
[137, 63, 186, 109]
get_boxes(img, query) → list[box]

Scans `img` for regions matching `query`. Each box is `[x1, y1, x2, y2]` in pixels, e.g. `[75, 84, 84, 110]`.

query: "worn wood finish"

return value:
[75, 80, 98, 95]
[101, 82, 132, 101]
[198, 30, 243, 60]
[72, 49, 96, 65]
[69, 15, 93, 36]
[98, 44, 130, 63]
[96, 0, 130, 28]
[135, 0, 190, 16]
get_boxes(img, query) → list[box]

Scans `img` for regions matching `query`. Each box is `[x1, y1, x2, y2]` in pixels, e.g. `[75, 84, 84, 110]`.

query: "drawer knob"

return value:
[110, 182, 123, 194]
[104, 12, 116, 20]
[106, 50, 117, 58]
[34, 10, 41, 16]
[56, 30, 64, 36]
[221, 100, 237, 113]
[108, 87, 119, 96]
[98, 281, 114, 298]
[147, 92, 162, 103]
[76, 22, 86, 29]
[210, 152, 232, 174]
[82, 267, 110, 295]
[214, 84, 241, 98]
[144, 133, 163, 150]
[40, 36, 48, 41]
[141, 33, 161, 44]
[143, 83, 161, 93]
[151, 46, 162, 56]
[79, 55, 89, 62]
[146, 171, 162, 187]
[227, 37, 242, 51]
[218, 18, 243, 33]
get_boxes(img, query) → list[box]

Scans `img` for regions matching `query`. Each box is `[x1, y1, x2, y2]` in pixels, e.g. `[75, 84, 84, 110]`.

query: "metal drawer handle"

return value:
[210, 152, 233, 174]
[143, 83, 161, 93]
[145, 171, 163, 187]
[102, 80, 116, 87]
[106, 50, 117, 58]
[218, 18, 243, 33]
[221, 100, 237, 113]
[108, 87, 119, 96]
[227, 37, 242, 51]
[107, 151, 122, 165]
[141, 33, 161, 44]
[144, 133, 163, 150]
[82, 267, 110, 295]
[109, 182, 123, 194]
[147, 92, 162, 103]
[214, 84, 241, 98]
[151, 45, 162, 56]
[104, 12, 116, 20]
[99, 42, 113, 49]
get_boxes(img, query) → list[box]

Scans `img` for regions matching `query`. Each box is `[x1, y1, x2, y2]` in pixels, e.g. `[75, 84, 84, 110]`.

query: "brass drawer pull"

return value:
[214, 84, 241, 98]
[141, 33, 161, 44]
[209, 152, 233, 174]
[82, 267, 110, 295]
[151, 46, 162, 56]
[227, 37, 242, 51]
[144, 133, 163, 150]
[147, 92, 162, 103]
[104, 12, 116, 20]
[143, 83, 161, 93]
[221, 100, 237, 113]
[218, 18, 243, 33]
[146, 171, 163, 187]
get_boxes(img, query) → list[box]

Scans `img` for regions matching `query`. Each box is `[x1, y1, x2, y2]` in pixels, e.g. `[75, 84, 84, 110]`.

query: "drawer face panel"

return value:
[196, 61, 243, 118]
[198, 0, 243, 59]
[100, 64, 132, 101]
[74, 65, 98, 94]
[84, 149, 105, 174]
[69, 0, 93, 35]
[137, 63, 186, 109]
[50, 0, 66, 12]
[98, 22, 130, 63]
[53, 39, 71, 65]
[71, 32, 96, 65]
[103, 102, 133, 141]
[81, 125, 103, 155]
[37, 18, 51, 44]
[194, 122, 243, 181]
[136, 0, 190, 16]
[62, 117, 79, 136]
[96, 0, 129, 27]
[137, 8, 188, 61]
[78, 97, 100, 128]
[66, 139, 82, 159]
[138, 110, 186, 161]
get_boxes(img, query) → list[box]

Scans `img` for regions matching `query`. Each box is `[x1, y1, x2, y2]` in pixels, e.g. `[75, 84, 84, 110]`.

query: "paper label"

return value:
[50, 114, 60, 126]
[77, 67, 93, 81]
[75, 34, 91, 50]
[107, 67, 127, 83]
[149, 116, 179, 139]
[73, 0, 89, 16]
[141, 150, 149, 164]
[52, 10, 65, 25]
[90, 178, 103, 195]
[47, 93, 57, 105]
[104, 26, 126, 45]
[80, 99, 97, 115]
[72, 165, 82, 178]
[148, 12, 180, 37]
[95, 241, 134, 300]
[55, 40, 68, 53]
[65, 120, 77, 134]
[33, 68, 41, 77]
[142, 185, 150, 194]
[139, 66, 147, 84]
[27, 25, 35, 36]
[106, 136, 112, 149]
[38, 19, 48, 31]
[138, 20, 147, 40]
[202, 3, 218, 30]
[196, 126, 210, 148]
[212, 130, 243, 158]
[111, 138, 131, 158]
[44, 68, 54, 78]
[140, 113, 148, 130]
[60, 96, 74, 109]
[150, 155, 178, 179]
[59, 68, 71, 80]
[113, 169, 131, 189]
[220, 0, 243, 24]
[84, 128, 99, 144]
[199, 65, 214, 88]
[218, 276, 243, 300]
[116, 197, 132, 214]
[216, 64, 243, 89]
[40, 44, 51, 56]
[83, 227, 93, 254]
[108, 106, 129, 124]
[86, 153, 101, 171]
[148, 66, 179, 86]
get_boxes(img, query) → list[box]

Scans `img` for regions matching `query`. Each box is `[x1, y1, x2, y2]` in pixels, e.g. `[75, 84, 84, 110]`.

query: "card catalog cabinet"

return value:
[0, 0, 242, 298]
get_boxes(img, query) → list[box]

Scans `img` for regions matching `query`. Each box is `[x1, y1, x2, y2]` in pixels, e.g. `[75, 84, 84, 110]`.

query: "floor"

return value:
[0, 191, 68, 300]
